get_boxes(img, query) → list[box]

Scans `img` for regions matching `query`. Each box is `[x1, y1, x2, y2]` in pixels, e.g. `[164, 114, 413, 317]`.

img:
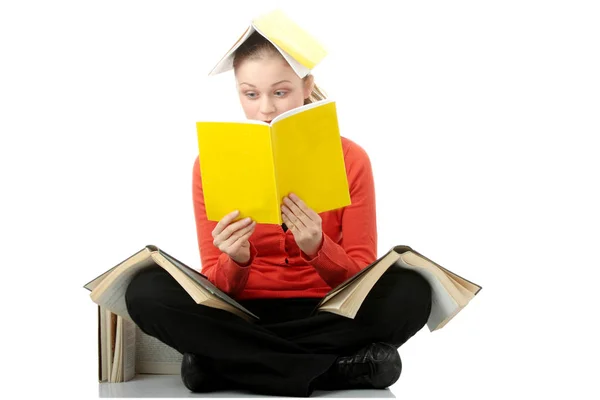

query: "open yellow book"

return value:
[196, 99, 351, 224]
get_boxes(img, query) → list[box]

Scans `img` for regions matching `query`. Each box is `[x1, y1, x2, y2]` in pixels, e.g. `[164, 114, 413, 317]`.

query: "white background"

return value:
[1, 0, 598, 398]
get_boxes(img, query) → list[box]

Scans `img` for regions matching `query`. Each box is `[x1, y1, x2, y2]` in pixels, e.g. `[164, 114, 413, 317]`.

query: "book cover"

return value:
[196, 99, 351, 224]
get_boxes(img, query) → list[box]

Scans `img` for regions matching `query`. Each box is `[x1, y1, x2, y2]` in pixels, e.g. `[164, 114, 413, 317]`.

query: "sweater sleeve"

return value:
[192, 157, 257, 296]
[300, 141, 377, 287]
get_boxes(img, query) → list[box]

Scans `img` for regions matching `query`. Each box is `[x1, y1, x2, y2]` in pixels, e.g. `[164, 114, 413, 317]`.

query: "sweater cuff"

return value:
[300, 234, 330, 264]
[220, 242, 257, 278]
[236, 242, 258, 267]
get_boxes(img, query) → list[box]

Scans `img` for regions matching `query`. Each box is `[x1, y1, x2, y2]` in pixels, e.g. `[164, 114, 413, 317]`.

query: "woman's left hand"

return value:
[281, 193, 323, 258]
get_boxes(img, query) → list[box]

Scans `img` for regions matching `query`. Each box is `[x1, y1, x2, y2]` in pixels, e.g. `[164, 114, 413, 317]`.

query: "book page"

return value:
[422, 271, 460, 332]
[111, 315, 123, 382]
[85, 247, 150, 292]
[271, 100, 350, 216]
[85, 266, 118, 292]
[316, 250, 393, 308]
[400, 247, 481, 293]
[446, 273, 475, 301]
[105, 310, 116, 380]
[135, 326, 182, 375]
[91, 255, 157, 321]
[122, 318, 136, 382]
[157, 251, 258, 320]
[399, 252, 469, 305]
[438, 265, 482, 295]
[317, 278, 363, 315]
[209, 25, 256, 76]
[99, 306, 107, 382]
[396, 254, 461, 331]
[271, 98, 333, 123]
[317, 251, 401, 318]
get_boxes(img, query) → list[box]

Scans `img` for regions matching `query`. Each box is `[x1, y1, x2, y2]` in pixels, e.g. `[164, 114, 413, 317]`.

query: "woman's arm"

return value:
[300, 139, 378, 287]
[192, 157, 256, 296]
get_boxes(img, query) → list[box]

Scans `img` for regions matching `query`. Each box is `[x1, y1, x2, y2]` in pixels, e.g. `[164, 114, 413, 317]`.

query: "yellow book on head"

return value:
[209, 9, 327, 78]
[252, 9, 327, 71]
[196, 99, 351, 224]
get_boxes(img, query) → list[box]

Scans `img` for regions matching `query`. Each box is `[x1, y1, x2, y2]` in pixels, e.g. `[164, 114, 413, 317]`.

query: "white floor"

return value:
[99, 374, 396, 398]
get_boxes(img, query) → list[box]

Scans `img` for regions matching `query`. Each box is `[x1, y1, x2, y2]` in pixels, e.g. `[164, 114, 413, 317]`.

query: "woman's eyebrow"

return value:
[240, 80, 292, 88]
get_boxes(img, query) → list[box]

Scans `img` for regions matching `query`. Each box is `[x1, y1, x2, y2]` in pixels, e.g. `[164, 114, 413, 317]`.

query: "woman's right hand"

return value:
[211, 210, 257, 265]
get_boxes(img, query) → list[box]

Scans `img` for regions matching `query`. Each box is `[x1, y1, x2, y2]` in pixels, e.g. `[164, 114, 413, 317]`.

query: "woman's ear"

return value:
[303, 74, 315, 99]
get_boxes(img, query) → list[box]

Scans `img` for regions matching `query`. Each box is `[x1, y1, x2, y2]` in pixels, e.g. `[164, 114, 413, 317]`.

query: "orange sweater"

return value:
[192, 136, 377, 300]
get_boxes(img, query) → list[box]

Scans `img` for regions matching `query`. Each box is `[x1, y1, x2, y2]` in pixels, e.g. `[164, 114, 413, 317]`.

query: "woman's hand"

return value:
[281, 193, 323, 258]
[212, 210, 256, 265]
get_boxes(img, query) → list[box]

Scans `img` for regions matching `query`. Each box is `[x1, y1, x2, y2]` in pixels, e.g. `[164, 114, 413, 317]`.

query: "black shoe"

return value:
[315, 343, 402, 390]
[181, 353, 227, 393]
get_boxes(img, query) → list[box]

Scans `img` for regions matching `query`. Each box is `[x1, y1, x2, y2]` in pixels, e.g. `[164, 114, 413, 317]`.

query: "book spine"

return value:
[269, 125, 282, 224]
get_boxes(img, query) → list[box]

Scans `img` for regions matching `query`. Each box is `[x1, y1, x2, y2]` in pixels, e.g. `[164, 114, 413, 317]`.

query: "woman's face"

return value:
[235, 55, 313, 123]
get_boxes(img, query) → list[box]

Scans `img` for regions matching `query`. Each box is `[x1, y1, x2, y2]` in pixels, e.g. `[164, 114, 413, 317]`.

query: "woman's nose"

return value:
[259, 97, 276, 115]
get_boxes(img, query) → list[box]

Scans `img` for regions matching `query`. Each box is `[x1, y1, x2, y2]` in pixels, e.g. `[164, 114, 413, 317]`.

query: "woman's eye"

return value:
[275, 90, 287, 97]
[245, 92, 257, 99]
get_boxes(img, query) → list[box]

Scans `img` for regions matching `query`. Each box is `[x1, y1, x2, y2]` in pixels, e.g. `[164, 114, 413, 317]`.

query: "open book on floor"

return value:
[312, 245, 482, 331]
[95, 305, 183, 383]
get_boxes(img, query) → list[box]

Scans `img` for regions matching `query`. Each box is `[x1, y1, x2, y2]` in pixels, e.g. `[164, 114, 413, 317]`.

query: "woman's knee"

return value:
[394, 269, 432, 318]
[373, 269, 433, 344]
[125, 266, 174, 317]
[366, 268, 432, 323]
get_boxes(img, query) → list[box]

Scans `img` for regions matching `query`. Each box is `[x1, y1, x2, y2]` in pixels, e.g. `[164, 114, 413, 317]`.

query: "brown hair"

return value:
[232, 32, 327, 104]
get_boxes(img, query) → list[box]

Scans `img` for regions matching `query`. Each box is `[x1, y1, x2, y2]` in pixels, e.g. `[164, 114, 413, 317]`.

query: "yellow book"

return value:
[209, 9, 327, 78]
[196, 99, 351, 224]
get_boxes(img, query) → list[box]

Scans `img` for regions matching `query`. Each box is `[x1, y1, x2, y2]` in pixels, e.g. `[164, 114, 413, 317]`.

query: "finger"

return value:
[219, 220, 256, 249]
[214, 215, 253, 244]
[230, 228, 255, 251]
[224, 220, 255, 244]
[281, 204, 304, 230]
[216, 216, 253, 243]
[289, 193, 320, 221]
[213, 210, 240, 238]
[225, 224, 256, 254]
[282, 197, 310, 228]
[281, 212, 296, 231]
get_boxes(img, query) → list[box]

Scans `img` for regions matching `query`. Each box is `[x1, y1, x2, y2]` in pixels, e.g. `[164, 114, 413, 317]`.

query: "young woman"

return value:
[125, 13, 432, 398]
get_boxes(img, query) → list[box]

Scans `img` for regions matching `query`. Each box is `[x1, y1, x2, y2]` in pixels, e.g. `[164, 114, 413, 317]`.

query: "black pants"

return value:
[125, 266, 432, 397]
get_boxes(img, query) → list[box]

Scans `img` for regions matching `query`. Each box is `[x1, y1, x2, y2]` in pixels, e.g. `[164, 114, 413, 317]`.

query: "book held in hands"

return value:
[196, 99, 351, 225]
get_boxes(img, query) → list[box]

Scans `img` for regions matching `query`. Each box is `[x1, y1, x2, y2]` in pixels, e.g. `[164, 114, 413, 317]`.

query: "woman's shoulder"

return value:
[341, 136, 372, 165]
[192, 155, 201, 177]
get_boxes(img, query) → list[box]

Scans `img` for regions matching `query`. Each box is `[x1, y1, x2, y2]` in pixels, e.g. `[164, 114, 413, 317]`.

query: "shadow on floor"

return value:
[99, 374, 396, 398]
